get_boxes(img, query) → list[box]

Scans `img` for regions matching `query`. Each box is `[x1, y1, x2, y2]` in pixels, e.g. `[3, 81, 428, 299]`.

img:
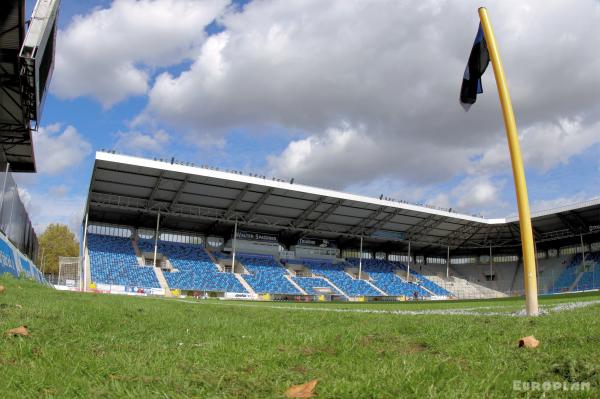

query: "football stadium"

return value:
[1, 0, 599, 397]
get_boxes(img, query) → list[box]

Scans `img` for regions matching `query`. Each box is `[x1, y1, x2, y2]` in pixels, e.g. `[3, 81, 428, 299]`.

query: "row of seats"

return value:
[396, 263, 452, 296]
[88, 234, 455, 297]
[347, 258, 429, 297]
[291, 276, 343, 295]
[550, 252, 600, 292]
[138, 239, 246, 293]
[549, 254, 582, 292]
[289, 259, 381, 297]
[88, 234, 160, 288]
[237, 254, 301, 294]
[576, 252, 600, 290]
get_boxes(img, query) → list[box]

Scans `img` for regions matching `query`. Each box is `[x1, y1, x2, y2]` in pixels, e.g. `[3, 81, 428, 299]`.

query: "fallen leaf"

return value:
[5, 326, 30, 337]
[285, 379, 318, 398]
[518, 336, 539, 348]
[0, 284, 5, 294]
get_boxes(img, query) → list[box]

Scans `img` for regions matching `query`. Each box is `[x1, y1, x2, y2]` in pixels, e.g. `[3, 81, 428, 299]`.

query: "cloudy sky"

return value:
[17, 0, 600, 236]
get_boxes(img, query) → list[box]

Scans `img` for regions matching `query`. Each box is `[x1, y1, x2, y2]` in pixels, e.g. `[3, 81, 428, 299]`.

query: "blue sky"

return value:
[17, 0, 600, 236]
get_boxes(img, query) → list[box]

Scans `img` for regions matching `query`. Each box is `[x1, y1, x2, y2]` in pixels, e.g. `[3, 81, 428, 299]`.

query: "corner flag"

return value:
[469, 7, 539, 316]
[460, 24, 490, 110]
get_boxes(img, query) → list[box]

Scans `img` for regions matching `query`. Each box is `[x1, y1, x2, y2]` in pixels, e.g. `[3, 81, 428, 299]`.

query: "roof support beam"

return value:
[245, 187, 273, 221]
[556, 212, 580, 234]
[305, 199, 344, 230]
[223, 184, 250, 220]
[364, 209, 399, 236]
[569, 210, 589, 232]
[450, 224, 485, 249]
[169, 175, 189, 211]
[347, 206, 387, 235]
[292, 196, 326, 228]
[508, 222, 542, 242]
[405, 214, 445, 242]
[148, 171, 165, 203]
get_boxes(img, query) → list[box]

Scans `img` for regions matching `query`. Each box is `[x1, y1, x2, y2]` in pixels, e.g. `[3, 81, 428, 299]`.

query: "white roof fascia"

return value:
[95, 152, 502, 225]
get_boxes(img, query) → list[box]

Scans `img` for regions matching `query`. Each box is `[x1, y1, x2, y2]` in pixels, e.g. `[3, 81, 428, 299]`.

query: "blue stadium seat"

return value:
[291, 276, 344, 295]
[550, 252, 600, 292]
[237, 254, 300, 295]
[292, 259, 381, 297]
[88, 234, 160, 289]
[137, 239, 246, 293]
[346, 258, 430, 297]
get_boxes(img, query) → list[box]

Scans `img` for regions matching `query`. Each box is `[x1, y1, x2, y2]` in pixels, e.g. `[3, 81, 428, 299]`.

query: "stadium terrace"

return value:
[75, 151, 600, 300]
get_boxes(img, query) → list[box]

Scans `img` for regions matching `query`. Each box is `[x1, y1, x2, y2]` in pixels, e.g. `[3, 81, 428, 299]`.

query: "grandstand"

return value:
[77, 151, 600, 300]
[0, 0, 59, 284]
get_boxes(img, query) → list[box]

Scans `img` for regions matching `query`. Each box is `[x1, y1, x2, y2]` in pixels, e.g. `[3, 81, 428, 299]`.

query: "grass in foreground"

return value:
[1, 275, 599, 398]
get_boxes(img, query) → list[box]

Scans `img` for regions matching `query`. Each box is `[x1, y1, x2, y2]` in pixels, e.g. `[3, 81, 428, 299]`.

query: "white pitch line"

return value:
[147, 293, 600, 316]
[168, 297, 600, 317]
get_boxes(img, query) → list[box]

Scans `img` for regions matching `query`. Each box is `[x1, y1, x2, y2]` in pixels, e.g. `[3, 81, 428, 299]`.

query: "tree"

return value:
[38, 224, 79, 275]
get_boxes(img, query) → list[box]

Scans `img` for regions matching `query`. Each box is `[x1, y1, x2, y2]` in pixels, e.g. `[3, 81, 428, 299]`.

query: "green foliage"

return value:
[38, 224, 79, 274]
[0, 276, 599, 397]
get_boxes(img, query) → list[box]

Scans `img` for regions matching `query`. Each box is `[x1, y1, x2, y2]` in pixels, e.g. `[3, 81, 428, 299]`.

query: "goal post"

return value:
[58, 256, 82, 289]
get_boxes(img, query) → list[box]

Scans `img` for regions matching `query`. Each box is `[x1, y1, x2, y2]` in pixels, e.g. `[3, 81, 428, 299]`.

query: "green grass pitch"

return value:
[1, 275, 599, 398]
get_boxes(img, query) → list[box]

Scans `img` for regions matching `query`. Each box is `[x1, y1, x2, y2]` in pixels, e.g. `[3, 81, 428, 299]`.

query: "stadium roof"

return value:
[0, 0, 59, 172]
[0, 0, 35, 172]
[86, 151, 600, 254]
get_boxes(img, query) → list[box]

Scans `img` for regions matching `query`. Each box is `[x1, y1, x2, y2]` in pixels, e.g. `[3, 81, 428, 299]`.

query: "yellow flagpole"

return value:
[478, 7, 539, 316]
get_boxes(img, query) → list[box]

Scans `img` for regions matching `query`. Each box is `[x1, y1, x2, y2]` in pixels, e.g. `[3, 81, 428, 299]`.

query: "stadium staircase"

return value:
[237, 254, 301, 295]
[285, 275, 308, 295]
[131, 238, 143, 265]
[153, 267, 172, 297]
[204, 248, 220, 267]
[365, 279, 387, 296]
[317, 276, 349, 299]
[569, 270, 587, 291]
[235, 274, 256, 296]
[137, 239, 247, 293]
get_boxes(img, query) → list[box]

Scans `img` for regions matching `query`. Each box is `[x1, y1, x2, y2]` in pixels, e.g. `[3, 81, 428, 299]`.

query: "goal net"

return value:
[58, 257, 81, 288]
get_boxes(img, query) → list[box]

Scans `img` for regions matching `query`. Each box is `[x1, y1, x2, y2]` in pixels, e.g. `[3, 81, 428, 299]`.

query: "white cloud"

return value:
[141, 0, 600, 193]
[267, 124, 471, 189]
[114, 129, 171, 155]
[49, 185, 69, 198]
[33, 124, 92, 175]
[530, 193, 589, 214]
[476, 117, 600, 174]
[453, 176, 503, 211]
[31, 193, 85, 239]
[52, 0, 229, 107]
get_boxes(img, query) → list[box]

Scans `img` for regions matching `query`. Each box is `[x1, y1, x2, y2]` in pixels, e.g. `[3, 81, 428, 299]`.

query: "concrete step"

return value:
[365, 279, 387, 296]
[131, 238, 144, 266]
[319, 276, 349, 299]
[235, 273, 256, 296]
[285, 275, 307, 295]
[153, 267, 172, 297]
[570, 270, 587, 291]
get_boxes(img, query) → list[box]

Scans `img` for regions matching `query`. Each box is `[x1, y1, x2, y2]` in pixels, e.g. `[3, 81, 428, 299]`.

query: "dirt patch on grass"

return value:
[108, 374, 163, 383]
[551, 360, 598, 383]
[361, 333, 429, 355]
[299, 345, 337, 356]
[0, 357, 17, 366]
[289, 364, 309, 375]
